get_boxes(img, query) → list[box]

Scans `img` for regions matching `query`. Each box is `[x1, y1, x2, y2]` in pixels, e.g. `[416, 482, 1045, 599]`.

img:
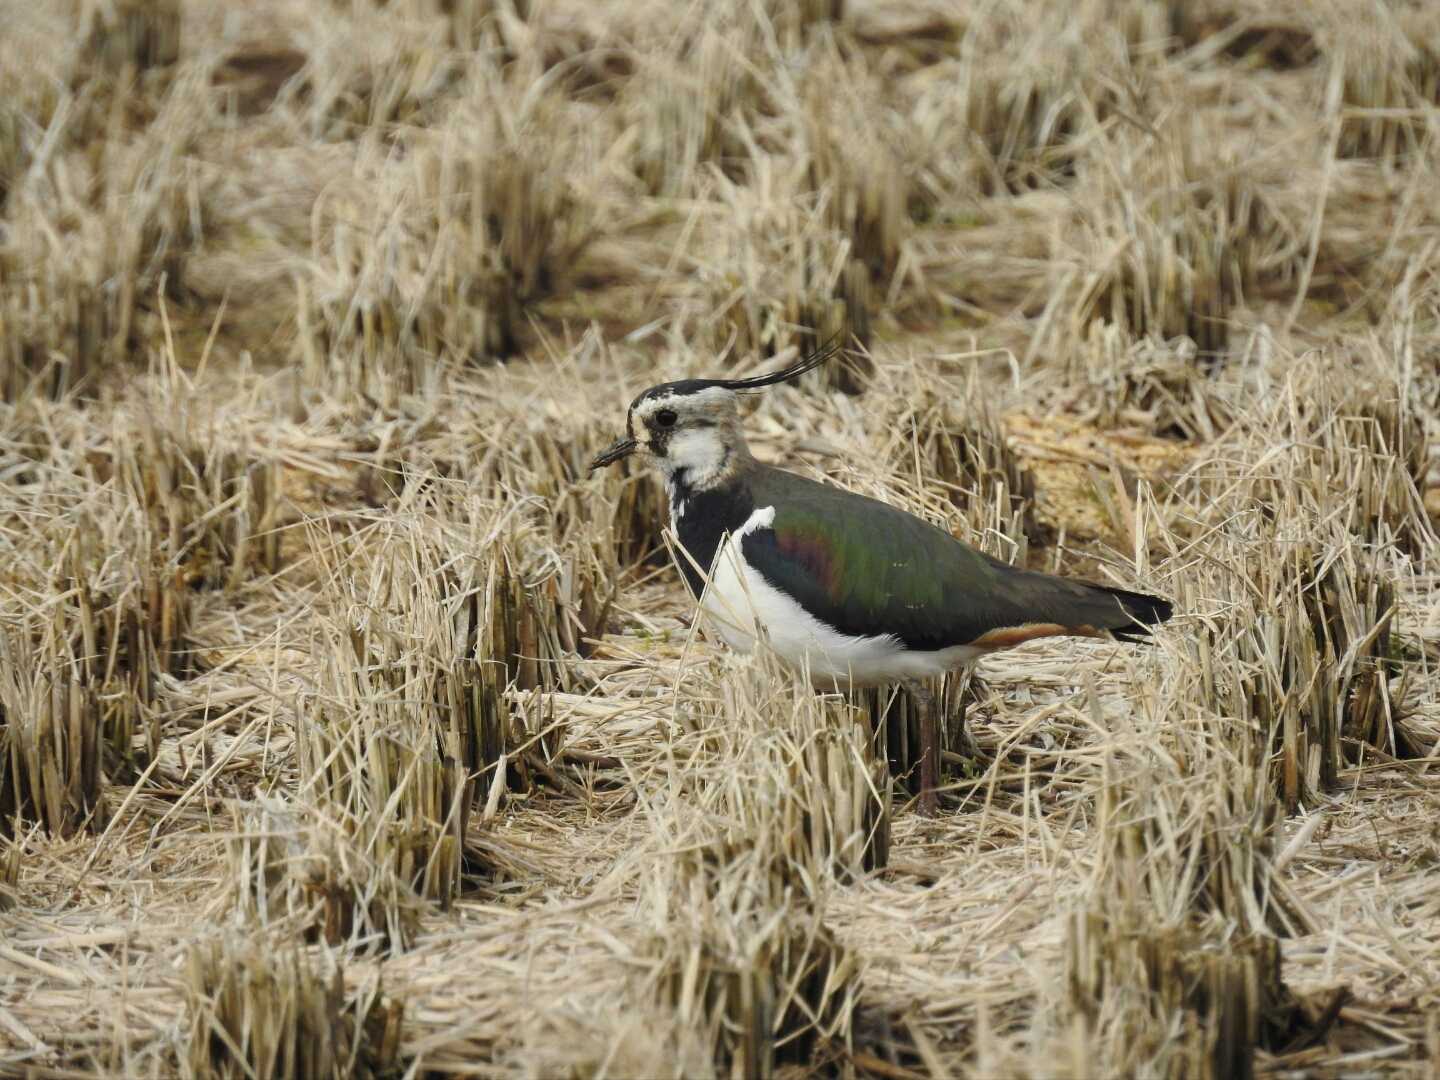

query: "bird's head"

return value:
[589, 338, 841, 491]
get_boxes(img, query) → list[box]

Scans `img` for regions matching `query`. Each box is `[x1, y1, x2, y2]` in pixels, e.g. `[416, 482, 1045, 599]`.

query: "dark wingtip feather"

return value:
[1105, 587, 1174, 642]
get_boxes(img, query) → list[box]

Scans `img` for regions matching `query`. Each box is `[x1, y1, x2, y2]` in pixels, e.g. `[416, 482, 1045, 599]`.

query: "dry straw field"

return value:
[2, 0, 1439, 1076]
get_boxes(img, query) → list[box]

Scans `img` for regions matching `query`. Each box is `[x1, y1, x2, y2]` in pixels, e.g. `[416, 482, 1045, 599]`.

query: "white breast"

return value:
[699, 506, 983, 689]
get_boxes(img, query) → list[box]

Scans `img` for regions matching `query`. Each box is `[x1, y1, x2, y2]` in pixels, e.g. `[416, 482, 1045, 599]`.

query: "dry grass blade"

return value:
[1149, 342, 1431, 807]
[1062, 109, 1305, 358]
[0, 622, 107, 838]
[695, 169, 874, 390]
[1167, 1, 1320, 71]
[184, 934, 403, 1080]
[629, 653, 882, 1074]
[622, 2, 777, 198]
[291, 4, 459, 138]
[1068, 914, 1300, 1080]
[799, 45, 908, 281]
[0, 61, 211, 402]
[79, 0, 182, 78]
[298, 77, 598, 403]
[1057, 324, 1239, 440]
[1060, 647, 1313, 1076]
[647, 871, 857, 1078]
[1090, 693, 1307, 938]
[852, 671, 984, 806]
[881, 371, 1041, 561]
[105, 396, 285, 591]
[293, 515, 506, 946]
[1323, 5, 1440, 163]
[0, 831, 18, 910]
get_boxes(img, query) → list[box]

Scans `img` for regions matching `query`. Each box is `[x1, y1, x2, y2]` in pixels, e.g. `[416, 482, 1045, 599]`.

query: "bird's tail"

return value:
[1092, 584, 1173, 643]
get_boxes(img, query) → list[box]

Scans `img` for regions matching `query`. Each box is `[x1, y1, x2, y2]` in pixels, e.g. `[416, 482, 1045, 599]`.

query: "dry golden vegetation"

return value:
[2, 0, 1439, 1076]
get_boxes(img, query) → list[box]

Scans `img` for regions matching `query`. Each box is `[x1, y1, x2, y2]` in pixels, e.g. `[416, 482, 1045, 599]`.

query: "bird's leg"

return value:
[904, 678, 940, 817]
[953, 670, 980, 773]
[948, 695, 983, 783]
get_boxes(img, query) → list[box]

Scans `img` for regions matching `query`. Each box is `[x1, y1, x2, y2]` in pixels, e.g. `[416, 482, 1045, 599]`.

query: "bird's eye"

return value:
[655, 409, 678, 428]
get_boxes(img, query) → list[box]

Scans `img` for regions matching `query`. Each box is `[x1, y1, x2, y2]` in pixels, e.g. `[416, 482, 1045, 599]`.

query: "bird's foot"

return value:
[949, 755, 983, 783]
[952, 722, 981, 776]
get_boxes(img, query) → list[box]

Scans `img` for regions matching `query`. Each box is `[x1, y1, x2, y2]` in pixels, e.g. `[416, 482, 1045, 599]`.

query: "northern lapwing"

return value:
[591, 341, 1173, 813]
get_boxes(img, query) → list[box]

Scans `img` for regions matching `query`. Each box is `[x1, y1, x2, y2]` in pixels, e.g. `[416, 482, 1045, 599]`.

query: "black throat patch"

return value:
[668, 476, 754, 600]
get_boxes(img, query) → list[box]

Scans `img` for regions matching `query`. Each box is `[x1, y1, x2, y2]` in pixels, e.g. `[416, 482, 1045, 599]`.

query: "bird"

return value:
[590, 340, 1173, 813]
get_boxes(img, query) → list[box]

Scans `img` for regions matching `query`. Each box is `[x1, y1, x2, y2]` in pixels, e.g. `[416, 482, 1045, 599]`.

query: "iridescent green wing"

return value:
[742, 467, 1168, 650]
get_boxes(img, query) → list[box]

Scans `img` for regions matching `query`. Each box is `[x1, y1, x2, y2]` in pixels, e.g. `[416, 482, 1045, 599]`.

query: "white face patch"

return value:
[630, 385, 746, 492]
[661, 426, 728, 487]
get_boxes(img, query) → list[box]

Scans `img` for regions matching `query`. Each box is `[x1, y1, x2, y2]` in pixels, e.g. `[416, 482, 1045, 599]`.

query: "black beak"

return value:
[589, 437, 637, 472]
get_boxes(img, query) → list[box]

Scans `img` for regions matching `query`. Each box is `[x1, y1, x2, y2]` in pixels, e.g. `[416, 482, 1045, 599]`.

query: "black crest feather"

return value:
[627, 333, 849, 410]
[715, 334, 844, 391]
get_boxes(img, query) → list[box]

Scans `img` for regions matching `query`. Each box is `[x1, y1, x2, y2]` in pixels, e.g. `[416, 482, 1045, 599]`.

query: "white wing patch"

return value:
[738, 505, 775, 534]
[699, 505, 981, 688]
